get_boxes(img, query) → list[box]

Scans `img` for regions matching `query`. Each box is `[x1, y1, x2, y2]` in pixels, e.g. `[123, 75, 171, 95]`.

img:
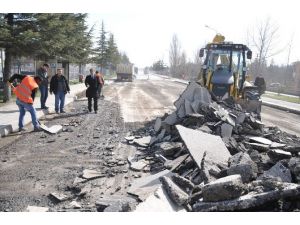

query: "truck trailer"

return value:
[116, 64, 134, 82]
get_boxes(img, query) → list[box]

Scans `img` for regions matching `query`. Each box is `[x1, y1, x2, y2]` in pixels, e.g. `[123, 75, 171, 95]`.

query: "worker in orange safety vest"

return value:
[8, 74, 43, 132]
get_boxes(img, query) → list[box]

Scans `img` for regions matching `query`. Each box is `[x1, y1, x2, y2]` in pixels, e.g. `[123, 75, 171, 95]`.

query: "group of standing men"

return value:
[7, 64, 104, 132]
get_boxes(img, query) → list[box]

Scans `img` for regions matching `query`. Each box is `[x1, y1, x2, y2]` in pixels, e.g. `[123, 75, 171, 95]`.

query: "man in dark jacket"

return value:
[37, 63, 50, 109]
[85, 68, 99, 114]
[50, 68, 70, 113]
[254, 75, 266, 96]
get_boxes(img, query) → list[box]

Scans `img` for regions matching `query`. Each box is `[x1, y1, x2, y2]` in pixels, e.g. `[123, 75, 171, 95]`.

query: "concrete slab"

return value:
[176, 125, 231, 169]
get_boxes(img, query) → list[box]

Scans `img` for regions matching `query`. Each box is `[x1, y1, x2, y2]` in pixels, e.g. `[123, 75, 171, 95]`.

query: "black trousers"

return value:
[88, 97, 98, 112]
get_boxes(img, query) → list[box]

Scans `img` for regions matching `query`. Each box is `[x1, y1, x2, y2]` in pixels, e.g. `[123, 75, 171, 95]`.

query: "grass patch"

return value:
[264, 93, 300, 104]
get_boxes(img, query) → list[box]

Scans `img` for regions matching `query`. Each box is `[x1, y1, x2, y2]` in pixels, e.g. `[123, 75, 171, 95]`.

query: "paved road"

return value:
[261, 105, 300, 136]
[105, 78, 186, 123]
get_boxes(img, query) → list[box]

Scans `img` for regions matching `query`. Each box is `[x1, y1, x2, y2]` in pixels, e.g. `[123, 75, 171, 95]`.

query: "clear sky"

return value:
[2, 0, 300, 68]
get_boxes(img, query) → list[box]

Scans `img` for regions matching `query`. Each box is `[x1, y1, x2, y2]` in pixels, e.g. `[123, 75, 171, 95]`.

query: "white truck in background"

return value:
[116, 63, 134, 82]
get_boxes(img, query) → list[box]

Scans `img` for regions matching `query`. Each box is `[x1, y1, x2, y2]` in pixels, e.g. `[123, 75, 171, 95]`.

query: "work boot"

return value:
[33, 126, 42, 132]
[60, 110, 66, 113]
[19, 127, 27, 132]
[95, 111, 97, 114]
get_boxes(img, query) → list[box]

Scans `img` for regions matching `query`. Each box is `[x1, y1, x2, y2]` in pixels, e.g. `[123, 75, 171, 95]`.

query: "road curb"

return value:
[262, 101, 300, 115]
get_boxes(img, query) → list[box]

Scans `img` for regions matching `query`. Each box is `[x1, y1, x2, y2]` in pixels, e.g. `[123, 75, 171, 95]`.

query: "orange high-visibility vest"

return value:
[13, 76, 38, 104]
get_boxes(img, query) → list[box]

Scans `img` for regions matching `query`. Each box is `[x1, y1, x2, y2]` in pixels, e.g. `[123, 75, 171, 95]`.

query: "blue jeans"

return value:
[16, 98, 39, 129]
[55, 91, 65, 112]
[39, 84, 48, 108]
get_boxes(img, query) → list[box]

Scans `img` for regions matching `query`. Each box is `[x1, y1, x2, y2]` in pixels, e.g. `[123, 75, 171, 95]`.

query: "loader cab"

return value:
[199, 43, 252, 100]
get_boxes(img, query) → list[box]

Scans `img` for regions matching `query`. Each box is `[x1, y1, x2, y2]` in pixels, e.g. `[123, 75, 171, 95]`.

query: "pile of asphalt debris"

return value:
[125, 82, 300, 212]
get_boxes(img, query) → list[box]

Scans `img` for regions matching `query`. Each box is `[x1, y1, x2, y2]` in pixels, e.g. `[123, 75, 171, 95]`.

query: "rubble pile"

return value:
[125, 82, 300, 211]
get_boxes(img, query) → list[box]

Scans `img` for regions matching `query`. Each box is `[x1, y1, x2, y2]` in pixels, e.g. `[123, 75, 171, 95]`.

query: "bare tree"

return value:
[249, 17, 281, 76]
[169, 34, 182, 77]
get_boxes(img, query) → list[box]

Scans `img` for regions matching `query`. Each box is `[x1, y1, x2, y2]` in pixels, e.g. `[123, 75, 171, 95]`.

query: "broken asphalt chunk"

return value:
[227, 152, 258, 183]
[202, 175, 245, 202]
[159, 142, 183, 157]
[193, 183, 300, 212]
[159, 176, 189, 206]
[258, 162, 292, 183]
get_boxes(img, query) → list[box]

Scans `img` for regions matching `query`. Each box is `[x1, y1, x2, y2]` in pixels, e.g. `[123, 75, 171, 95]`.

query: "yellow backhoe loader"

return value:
[198, 34, 261, 115]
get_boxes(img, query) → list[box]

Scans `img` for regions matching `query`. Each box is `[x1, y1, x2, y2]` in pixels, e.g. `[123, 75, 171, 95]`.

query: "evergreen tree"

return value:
[106, 33, 120, 69]
[95, 21, 108, 72]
